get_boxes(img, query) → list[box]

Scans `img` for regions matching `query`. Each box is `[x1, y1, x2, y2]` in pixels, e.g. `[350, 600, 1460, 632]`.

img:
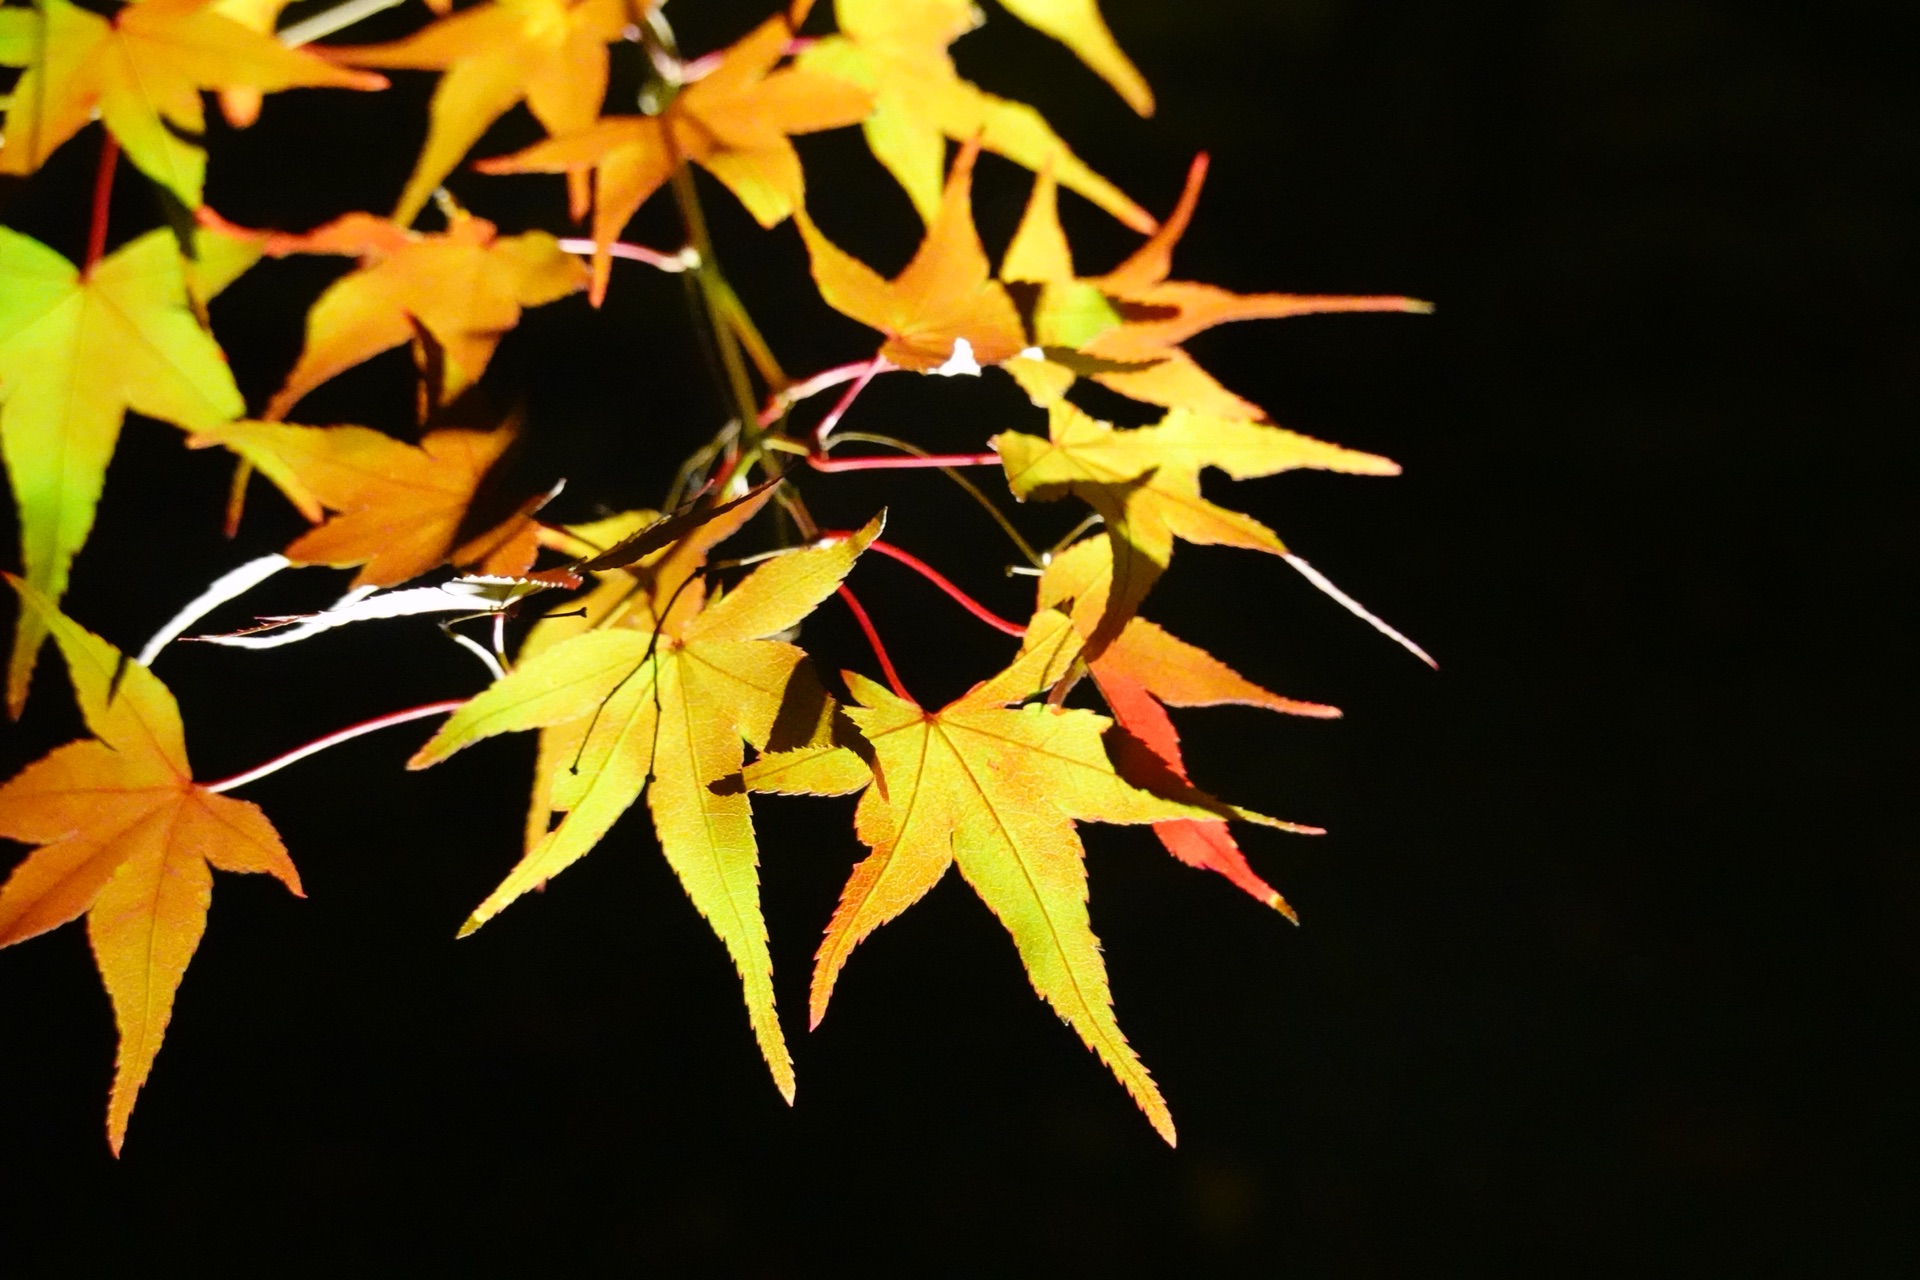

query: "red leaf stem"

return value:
[834, 583, 909, 700]
[850, 537, 1026, 636]
[82, 134, 119, 279]
[555, 237, 687, 272]
[813, 355, 891, 444]
[203, 699, 469, 794]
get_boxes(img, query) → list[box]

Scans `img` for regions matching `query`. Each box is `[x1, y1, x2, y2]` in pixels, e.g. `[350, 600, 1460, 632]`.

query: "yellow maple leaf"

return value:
[994, 399, 1398, 646]
[745, 610, 1272, 1146]
[476, 8, 872, 305]
[0, 578, 300, 1154]
[324, 0, 629, 227]
[409, 493, 883, 1101]
[797, 0, 1152, 231]
[0, 0, 384, 207]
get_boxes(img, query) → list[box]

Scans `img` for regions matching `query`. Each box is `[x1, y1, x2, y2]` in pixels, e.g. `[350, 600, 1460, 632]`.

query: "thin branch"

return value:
[203, 699, 467, 794]
[813, 354, 889, 446]
[858, 538, 1026, 636]
[807, 449, 1001, 473]
[557, 237, 690, 273]
[827, 431, 1040, 567]
[835, 584, 909, 700]
[1283, 552, 1437, 669]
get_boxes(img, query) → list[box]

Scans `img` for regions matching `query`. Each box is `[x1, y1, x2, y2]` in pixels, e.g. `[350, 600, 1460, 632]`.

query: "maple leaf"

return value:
[745, 610, 1274, 1145]
[993, 399, 1399, 646]
[1001, 157, 1432, 419]
[796, 0, 1153, 231]
[0, 0, 384, 208]
[1037, 535, 1333, 915]
[475, 6, 872, 305]
[0, 226, 244, 717]
[192, 420, 540, 587]
[323, 0, 629, 227]
[195, 207, 588, 421]
[793, 137, 1024, 371]
[995, 0, 1151, 116]
[0, 578, 300, 1154]
[409, 495, 884, 1100]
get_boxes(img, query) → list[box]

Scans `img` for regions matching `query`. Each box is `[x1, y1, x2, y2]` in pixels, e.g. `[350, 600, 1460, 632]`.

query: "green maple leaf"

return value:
[0, 228, 242, 716]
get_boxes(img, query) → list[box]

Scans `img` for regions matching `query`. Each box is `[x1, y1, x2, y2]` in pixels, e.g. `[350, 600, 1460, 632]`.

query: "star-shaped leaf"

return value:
[0, 227, 243, 716]
[324, 0, 629, 227]
[993, 400, 1399, 645]
[0, 0, 384, 207]
[476, 7, 872, 304]
[409, 497, 883, 1101]
[1001, 157, 1432, 418]
[194, 420, 540, 587]
[198, 207, 587, 420]
[796, 0, 1152, 231]
[793, 137, 1024, 371]
[0, 578, 300, 1154]
[745, 614, 1267, 1146]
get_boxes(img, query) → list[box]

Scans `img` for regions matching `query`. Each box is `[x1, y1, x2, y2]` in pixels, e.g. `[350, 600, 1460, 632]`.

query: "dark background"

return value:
[1, 0, 1913, 1271]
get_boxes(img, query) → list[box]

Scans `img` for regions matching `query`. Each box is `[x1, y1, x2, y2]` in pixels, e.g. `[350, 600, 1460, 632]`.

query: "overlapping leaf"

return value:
[410, 495, 883, 1099]
[198, 207, 587, 421]
[0, 0, 384, 207]
[1001, 157, 1432, 418]
[994, 400, 1399, 646]
[797, 0, 1152, 231]
[745, 610, 1271, 1144]
[477, 6, 871, 304]
[794, 137, 1023, 371]
[0, 227, 243, 716]
[0, 579, 300, 1153]
[195, 420, 540, 586]
[325, 0, 629, 227]
[1038, 535, 1331, 914]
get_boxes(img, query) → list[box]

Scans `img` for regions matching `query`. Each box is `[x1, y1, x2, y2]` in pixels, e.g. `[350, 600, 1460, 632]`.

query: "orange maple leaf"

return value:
[1001, 156, 1432, 419]
[793, 138, 1025, 372]
[475, 6, 872, 305]
[194, 420, 540, 588]
[197, 206, 587, 422]
[323, 0, 629, 227]
[0, 579, 300, 1154]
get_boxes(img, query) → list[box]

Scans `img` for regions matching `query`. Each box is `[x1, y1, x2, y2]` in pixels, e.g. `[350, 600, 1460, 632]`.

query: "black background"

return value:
[1, 0, 1913, 1272]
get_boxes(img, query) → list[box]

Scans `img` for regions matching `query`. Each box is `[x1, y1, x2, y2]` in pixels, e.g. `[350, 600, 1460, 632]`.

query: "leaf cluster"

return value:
[0, 0, 1427, 1150]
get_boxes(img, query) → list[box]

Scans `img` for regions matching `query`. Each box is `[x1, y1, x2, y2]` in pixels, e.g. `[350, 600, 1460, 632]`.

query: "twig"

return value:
[204, 699, 467, 793]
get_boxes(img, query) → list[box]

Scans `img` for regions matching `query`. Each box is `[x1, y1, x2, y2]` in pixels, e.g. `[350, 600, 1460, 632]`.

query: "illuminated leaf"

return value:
[798, 0, 1152, 230]
[1003, 158, 1432, 418]
[0, 228, 242, 716]
[0, 0, 384, 206]
[996, 0, 1151, 115]
[793, 138, 1024, 371]
[476, 8, 871, 304]
[194, 420, 539, 587]
[324, 0, 628, 226]
[410, 503, 884, 1100]
[0, 579, 299, 1154]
